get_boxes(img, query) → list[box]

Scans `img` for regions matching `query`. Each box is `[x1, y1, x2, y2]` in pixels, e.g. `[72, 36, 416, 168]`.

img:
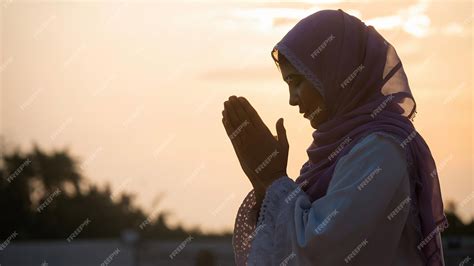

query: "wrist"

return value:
[264, 171, 287, 187]
[254, 189, 265, 202]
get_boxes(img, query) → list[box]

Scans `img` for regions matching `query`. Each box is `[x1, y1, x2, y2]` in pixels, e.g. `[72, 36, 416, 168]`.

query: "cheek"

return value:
[300, 84, 322, 111]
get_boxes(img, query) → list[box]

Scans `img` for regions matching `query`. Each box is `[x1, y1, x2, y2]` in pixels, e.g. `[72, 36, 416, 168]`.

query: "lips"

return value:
[300, 106, 309, 118]
[304, 110, 314, 120]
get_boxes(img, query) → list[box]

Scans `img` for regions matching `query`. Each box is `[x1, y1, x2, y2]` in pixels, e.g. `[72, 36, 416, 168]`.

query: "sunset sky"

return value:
[1, 0, 472, 233]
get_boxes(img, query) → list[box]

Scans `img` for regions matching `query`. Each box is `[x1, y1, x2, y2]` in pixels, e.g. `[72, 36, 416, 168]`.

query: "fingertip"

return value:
[277, 117, 283, 126]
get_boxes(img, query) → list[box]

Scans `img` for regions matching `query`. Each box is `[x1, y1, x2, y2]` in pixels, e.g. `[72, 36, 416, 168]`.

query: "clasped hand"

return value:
[222, 96, 289, 202]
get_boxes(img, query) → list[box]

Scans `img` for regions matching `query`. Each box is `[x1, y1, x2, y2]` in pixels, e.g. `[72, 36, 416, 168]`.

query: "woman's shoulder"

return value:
[342, 131, 407, 163]
[329, 131, 409, 190]
[354, 131, 404, 150]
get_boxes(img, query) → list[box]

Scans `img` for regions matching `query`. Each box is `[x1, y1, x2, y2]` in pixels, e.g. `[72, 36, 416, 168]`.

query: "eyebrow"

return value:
[283, 73, 303, 83]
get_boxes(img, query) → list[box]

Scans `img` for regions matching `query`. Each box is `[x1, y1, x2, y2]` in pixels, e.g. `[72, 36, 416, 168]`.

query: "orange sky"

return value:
[1, 0, 473, 233]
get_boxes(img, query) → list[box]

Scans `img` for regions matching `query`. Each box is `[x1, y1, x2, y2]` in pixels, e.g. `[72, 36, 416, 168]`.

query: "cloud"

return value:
[365, 0, 431, 38]
[365, 0, 471, 38]
[233, 0, 470, 39]
[440, 22, 467, 37]
[272, 17, 300, 27]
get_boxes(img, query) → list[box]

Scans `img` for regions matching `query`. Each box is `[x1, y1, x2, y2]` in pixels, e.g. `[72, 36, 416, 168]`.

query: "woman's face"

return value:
[279, 56, 328, 129]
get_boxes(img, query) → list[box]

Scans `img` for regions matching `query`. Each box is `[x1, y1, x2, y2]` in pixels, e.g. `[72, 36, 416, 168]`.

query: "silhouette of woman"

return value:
[223, 9, 446, 266]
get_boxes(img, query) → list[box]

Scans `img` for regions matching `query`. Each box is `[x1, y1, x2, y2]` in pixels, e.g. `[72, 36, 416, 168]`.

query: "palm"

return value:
[222, 96, 289, 191]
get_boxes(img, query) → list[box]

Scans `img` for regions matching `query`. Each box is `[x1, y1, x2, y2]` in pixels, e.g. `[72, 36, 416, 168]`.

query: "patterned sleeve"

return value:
[232, 189, 259, 266]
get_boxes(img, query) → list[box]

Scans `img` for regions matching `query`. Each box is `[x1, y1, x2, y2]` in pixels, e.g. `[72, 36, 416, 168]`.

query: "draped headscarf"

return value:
[271, 9, 446, 265]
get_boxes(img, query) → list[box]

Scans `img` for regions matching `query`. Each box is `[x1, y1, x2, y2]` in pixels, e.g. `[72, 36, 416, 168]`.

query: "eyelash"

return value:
[289, 79, 302, 88]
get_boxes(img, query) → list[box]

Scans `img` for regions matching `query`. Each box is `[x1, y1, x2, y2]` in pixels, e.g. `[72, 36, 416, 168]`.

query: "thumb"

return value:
[276, 118, 289, 148]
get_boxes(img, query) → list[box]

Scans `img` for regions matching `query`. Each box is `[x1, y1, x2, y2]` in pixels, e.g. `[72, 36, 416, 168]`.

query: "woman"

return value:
[222, 9, 446, 266]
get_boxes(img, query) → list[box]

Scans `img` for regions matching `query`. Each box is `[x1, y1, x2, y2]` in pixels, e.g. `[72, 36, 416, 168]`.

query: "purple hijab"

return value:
[271, 9, 446, 265]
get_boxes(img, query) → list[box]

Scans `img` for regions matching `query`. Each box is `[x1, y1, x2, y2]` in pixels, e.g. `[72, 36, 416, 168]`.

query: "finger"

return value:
[226, 100, 250, 144]
[222, 116, 249, 176]
[238, 97, 266, 130]
[224, 98, 241, 130]
[276, 118, 289, 149]
[223, 110, 242, 146]
[230, 96, 251, 125]
[222, 111, 234, 133]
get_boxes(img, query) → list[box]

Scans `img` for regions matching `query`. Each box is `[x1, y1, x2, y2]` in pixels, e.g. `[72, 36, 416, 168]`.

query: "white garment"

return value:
[233, 132, 444, 266]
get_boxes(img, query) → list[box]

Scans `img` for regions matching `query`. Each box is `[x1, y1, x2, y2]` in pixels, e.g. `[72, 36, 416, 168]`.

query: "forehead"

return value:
[279, 56, 298, 76]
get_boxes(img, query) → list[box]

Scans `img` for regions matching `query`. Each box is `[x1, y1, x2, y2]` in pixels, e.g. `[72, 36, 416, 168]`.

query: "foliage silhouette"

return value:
[0, 142, 231, 240]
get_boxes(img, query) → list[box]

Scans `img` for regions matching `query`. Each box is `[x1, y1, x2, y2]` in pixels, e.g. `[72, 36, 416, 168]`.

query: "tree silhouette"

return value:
[444, 201, 474, 236]
[31, 145, 81, 196]
[0, 141, 231, 240]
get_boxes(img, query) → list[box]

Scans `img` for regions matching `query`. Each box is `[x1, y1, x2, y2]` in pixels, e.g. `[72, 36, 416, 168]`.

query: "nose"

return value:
[289, 93, 298, 106]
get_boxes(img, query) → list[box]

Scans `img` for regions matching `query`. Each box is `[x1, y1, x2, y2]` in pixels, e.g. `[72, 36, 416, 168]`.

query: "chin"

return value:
[310, 119, 318, 129]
